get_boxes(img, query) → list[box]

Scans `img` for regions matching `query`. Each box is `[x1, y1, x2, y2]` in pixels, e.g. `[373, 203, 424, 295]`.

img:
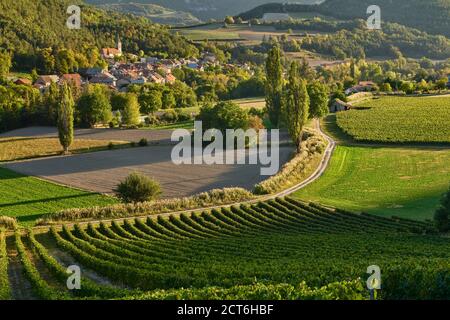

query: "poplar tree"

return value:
[284, 61, 309, 152]
[57, 83, 74, 154]
[265, 44, 283, 127]
[308, 81, 329, 119]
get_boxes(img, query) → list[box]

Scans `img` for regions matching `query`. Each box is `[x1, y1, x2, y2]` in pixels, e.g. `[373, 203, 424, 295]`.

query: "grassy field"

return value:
[293, 145, 450, 220]
[0, 167, 118, 226]
[337, 96, 450, 144]
[0, 138, 129, 162]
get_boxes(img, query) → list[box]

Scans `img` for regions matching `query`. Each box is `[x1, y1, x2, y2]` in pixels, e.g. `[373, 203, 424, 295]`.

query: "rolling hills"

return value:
[237, 0, 450, 37]
[94, 2, 201, 26]
[86, 0, 323, 20]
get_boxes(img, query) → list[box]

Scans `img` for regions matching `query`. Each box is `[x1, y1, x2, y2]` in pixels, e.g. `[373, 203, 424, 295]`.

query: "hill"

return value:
[237, 0, 450, 37]
[94, 2, 202, 26]
[86, 0, 323, 20]
[0, 0, 198, 71]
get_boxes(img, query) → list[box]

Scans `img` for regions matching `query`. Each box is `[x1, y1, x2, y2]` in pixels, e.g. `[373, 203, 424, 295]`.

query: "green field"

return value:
[0, 168, 118, 226]
[294, 146, 450, 220]
[337, 96, 450, 144]
[175, 29, 241, 41]
[5, 198, 450, 300]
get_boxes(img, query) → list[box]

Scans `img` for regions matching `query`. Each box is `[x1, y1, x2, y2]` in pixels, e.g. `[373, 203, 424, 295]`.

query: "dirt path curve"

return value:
[30, 119, 335, 232]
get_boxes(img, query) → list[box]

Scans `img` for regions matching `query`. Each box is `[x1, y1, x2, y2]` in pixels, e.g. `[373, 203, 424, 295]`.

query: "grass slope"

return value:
[336, 96, 450, 144]
[293, 146, 450, 220]
[0, 168, 117, 226]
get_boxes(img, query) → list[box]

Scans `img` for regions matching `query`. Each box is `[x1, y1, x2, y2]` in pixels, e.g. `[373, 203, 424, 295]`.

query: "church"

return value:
[101, 37, 123, 59]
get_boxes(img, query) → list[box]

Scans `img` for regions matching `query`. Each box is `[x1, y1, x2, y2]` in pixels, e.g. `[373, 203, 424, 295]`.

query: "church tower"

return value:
[117, 35, 122, 55]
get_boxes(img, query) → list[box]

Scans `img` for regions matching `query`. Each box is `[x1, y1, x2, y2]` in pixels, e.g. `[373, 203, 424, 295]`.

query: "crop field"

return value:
[336, 96, 450, 144]
[0, 138, 129, 162]
[0, 168, 118, 226]
[2, 197, 449, 300]
[173, 24, 308, 43]
[294, 146, 450, 220]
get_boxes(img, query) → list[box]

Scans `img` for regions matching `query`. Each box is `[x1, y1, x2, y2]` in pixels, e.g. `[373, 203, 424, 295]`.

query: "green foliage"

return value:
[115, 173, 162, 204]
[337, 96, 450, 143]
[0, 232, 11, 300]
[0, 167, 117, 226]
[57, 83, 74, 153]
[128, 280, 366, 300]
[0, 0, 199, 73]
[0, 51, 11, 79]
[139, 90, 162, 114]
[283, 61, 309, 151]
[265, 45, 283, 127]
[434, 185, 450, 232]
[308, 81, 329, 119]
[197, 101, 250, 132]
[76, 85, 112, 127]
[34, 197, 450, 300]
[255, 130, 326, 195]
[14, 231, 68, 300]
[120, 93, 141, 127]
[39, 188, 254, 224]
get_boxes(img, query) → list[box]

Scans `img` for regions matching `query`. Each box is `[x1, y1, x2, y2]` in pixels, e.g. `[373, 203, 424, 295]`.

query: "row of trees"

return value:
[265, 45, 329, 151]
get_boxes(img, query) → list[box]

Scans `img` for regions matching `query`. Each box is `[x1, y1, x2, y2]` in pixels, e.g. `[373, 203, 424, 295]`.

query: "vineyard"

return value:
[336, 96, 450, 144]
[2, 197, 450, 300]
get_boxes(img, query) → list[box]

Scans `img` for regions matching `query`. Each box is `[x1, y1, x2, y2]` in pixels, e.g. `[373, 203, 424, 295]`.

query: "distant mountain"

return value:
[237, 0, 450, 37]
[85, 0, 323, 20]
[95, 2, 202, 26]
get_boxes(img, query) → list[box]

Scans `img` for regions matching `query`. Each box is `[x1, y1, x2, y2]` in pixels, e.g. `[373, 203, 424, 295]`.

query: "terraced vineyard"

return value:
[336, 96, 450, 144]
[2, 197, 450, 300]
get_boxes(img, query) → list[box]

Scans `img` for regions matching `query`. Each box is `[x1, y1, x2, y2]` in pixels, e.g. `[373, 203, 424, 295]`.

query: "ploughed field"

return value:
[2, 197, 449, 300]
[336, 96, 450, 144]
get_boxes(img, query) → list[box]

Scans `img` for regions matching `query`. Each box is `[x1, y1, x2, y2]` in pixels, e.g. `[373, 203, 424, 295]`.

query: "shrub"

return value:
[0, 216, 17, 230]
[115, 173, 162, 203]
[138, 138, 148, 147]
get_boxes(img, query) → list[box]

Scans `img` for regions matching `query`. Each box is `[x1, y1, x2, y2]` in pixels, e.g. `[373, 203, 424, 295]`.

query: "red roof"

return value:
[14, 78, 32, 86]
[60, 74, 82, 87]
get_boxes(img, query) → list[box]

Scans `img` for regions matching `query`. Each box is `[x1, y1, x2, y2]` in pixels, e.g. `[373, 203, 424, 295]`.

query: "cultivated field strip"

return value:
[5, 198, 450, 300]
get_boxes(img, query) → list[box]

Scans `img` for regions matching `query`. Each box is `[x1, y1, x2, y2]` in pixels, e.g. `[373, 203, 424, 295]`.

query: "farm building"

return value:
[329, 99, 353, 113]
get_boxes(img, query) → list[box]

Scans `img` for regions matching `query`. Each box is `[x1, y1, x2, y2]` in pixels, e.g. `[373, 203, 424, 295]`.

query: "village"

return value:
[11, 38, 229, 94]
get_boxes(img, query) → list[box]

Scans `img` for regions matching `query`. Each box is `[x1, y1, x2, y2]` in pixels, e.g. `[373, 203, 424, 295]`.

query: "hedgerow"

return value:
[254, 130, 327, 194]
[37, 188, 254, 225]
